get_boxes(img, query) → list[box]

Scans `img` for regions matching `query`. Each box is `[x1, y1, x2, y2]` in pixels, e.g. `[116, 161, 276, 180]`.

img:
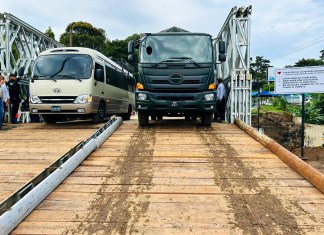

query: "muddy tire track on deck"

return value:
[69, 126, 156, 235]
[199, 127, 312, 235]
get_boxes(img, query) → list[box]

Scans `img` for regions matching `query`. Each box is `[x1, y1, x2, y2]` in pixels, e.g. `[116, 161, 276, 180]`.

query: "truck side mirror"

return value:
[18, 67, 25, 77]
[128, 41, 134, 55]
[219, 41, 226, 54]
[218, 41, 226, 62]
[128, 54, 134, 63]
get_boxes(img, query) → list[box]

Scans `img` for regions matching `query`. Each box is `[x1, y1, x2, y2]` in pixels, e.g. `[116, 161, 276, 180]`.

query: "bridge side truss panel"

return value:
[214, 6, 252, 124]
[0, 12, 61, 78]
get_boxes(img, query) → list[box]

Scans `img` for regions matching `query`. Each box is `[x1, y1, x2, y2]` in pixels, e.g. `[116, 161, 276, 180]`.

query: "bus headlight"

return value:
[137, 93, 148, 101]
[74, 94, 92, 104]
[30, 95, 42, 104]
[204, 93, 215, 101]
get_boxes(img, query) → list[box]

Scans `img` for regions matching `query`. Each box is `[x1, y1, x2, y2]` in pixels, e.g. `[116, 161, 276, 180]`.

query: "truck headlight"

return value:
[204, 93, 215, 101]
[30, 95, 42, 104]
[74, 94, 92, 104]
[138, 93, 148, 101]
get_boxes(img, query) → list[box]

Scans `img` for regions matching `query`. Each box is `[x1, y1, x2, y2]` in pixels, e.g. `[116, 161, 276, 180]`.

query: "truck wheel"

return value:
[151, 115, 157, 120]
[157, 115, 163, 120]
[138, 112, 149, 126]
[92, 102, 106, 124]
[201, 113, 212, 126]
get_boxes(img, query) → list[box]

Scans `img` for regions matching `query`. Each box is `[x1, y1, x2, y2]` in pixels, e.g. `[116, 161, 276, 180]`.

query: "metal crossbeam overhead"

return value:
[0, 12, 61, 78]
[214, 6, 252, 124]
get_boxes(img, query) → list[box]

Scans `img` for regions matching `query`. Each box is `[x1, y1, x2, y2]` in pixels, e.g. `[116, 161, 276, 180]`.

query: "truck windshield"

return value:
[140, 35, 213, 63]
[33, 54, 93, 79]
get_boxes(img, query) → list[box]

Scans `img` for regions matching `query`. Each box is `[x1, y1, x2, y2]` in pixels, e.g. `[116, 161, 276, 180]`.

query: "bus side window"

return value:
[105, 65, 111, 84]
[95, 63, 104, 83]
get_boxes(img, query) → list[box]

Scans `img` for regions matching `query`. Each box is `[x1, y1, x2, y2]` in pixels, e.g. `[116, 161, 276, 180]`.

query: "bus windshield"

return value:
[140, 35, 213, 63]
[33, 54, 93, 79]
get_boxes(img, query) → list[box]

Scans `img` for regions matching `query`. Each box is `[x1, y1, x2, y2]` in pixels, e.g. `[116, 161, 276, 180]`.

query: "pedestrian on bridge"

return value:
[0, 74, 9, 129]
[8, 73, 21, 124]
[214, 77, 226, 123]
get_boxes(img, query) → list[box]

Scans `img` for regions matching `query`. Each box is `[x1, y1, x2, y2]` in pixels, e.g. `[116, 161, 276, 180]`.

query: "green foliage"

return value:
[45, 27, 55, 40]
[261, 82, 274, 92]
[260, 105, 283, 113]
[59, 22, 106, 52]
[272, 96, 288, 111]
[250, 56, 270, 82]
[304, 103, 324, 124]
[294, 58, 324, 67]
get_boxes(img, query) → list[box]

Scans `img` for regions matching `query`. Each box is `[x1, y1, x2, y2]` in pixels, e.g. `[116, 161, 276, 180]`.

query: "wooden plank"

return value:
[7, 118, 324, 235]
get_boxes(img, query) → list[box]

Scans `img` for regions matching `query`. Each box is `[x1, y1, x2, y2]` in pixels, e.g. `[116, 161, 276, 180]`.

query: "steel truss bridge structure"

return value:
[0, 6, 252, 124]
[214, 5, 252, 124]
[0, 12, 61, 79]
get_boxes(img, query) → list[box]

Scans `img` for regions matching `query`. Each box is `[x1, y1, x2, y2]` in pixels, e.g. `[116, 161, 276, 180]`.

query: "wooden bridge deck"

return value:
[1, 118, 323, 234]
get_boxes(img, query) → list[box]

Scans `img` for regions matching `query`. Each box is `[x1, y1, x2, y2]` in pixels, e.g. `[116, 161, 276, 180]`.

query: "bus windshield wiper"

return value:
[33, 75, 57, 82]
[170, 57, 201, 67]
[55, 74, 82, 82]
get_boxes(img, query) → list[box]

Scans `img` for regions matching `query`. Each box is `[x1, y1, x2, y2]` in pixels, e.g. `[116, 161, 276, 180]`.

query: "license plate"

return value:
[51, 106, 61, 112]
[171, 101, 179, 107]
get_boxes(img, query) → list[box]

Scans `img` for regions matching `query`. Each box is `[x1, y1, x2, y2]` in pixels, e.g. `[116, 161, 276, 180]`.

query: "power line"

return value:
[102, 0, 133, 39]
[271, 35, 324, 61]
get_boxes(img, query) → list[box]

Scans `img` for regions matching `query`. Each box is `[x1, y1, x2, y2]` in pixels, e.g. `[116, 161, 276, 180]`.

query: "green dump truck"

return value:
[128, 27, 225, 126]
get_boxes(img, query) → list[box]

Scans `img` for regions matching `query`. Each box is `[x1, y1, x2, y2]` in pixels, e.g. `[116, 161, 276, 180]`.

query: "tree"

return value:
[45, 27, 55, 40]
[102, 34, 141, 61]
[294, 58, 324, 67]
[320, 50, 324, 61]
[250, 56, 270, 81]
[59, 22, 106, 52]
[250, 56, 271, 90]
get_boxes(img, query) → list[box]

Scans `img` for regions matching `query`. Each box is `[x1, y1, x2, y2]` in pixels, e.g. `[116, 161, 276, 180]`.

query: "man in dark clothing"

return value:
[8, 73, 21, 123]
[214, 78, 226, 122]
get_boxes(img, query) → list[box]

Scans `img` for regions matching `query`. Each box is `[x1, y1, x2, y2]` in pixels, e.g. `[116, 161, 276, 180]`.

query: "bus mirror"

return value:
[18, 67, 25, 77]
[95, 69, 103, 81]
[128, 41, 134, 54]
[219, 54, 226, 62]
[219, 41, 226, 54]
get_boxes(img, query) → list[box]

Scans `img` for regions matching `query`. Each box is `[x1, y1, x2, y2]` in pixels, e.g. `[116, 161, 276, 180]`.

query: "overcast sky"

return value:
[2, 0, 324, 68]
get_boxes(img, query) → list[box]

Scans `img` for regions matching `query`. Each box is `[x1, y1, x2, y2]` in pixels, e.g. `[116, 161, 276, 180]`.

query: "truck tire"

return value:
[201, 113, 212, 126]
[138, 112, 149, 126]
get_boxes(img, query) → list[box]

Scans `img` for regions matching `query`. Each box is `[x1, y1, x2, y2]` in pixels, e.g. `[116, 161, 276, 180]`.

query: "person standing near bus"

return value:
[0, 74, 9, 129]
[8, 73, 21, 124]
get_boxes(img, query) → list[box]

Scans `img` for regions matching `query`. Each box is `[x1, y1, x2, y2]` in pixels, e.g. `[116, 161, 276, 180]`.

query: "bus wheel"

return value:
[43, 115, 58, 124]
[138, 112, 149, 126]
[121, 105, 132, 121]
[201, 113, 212, 126]
[92, 102, 106, 124]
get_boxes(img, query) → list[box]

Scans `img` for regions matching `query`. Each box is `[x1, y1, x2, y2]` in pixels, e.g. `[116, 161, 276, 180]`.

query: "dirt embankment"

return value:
[252, 112, 324, 174]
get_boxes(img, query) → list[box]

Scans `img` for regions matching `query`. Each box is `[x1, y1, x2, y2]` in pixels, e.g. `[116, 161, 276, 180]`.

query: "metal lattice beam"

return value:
[214, 6, 252, 124]
[0, 12, 61, 78]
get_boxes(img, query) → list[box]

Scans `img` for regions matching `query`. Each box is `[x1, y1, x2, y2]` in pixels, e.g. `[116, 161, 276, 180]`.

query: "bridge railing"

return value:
[0, 12, 62, 79]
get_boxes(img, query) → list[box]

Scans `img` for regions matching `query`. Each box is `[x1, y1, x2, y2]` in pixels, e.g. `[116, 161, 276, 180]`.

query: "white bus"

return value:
[22, 47, 135, 123]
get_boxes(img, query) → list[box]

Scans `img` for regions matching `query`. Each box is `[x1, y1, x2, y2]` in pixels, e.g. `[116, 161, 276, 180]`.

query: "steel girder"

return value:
[0, 12, 61, 79]
[214, 6, 252, 124]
